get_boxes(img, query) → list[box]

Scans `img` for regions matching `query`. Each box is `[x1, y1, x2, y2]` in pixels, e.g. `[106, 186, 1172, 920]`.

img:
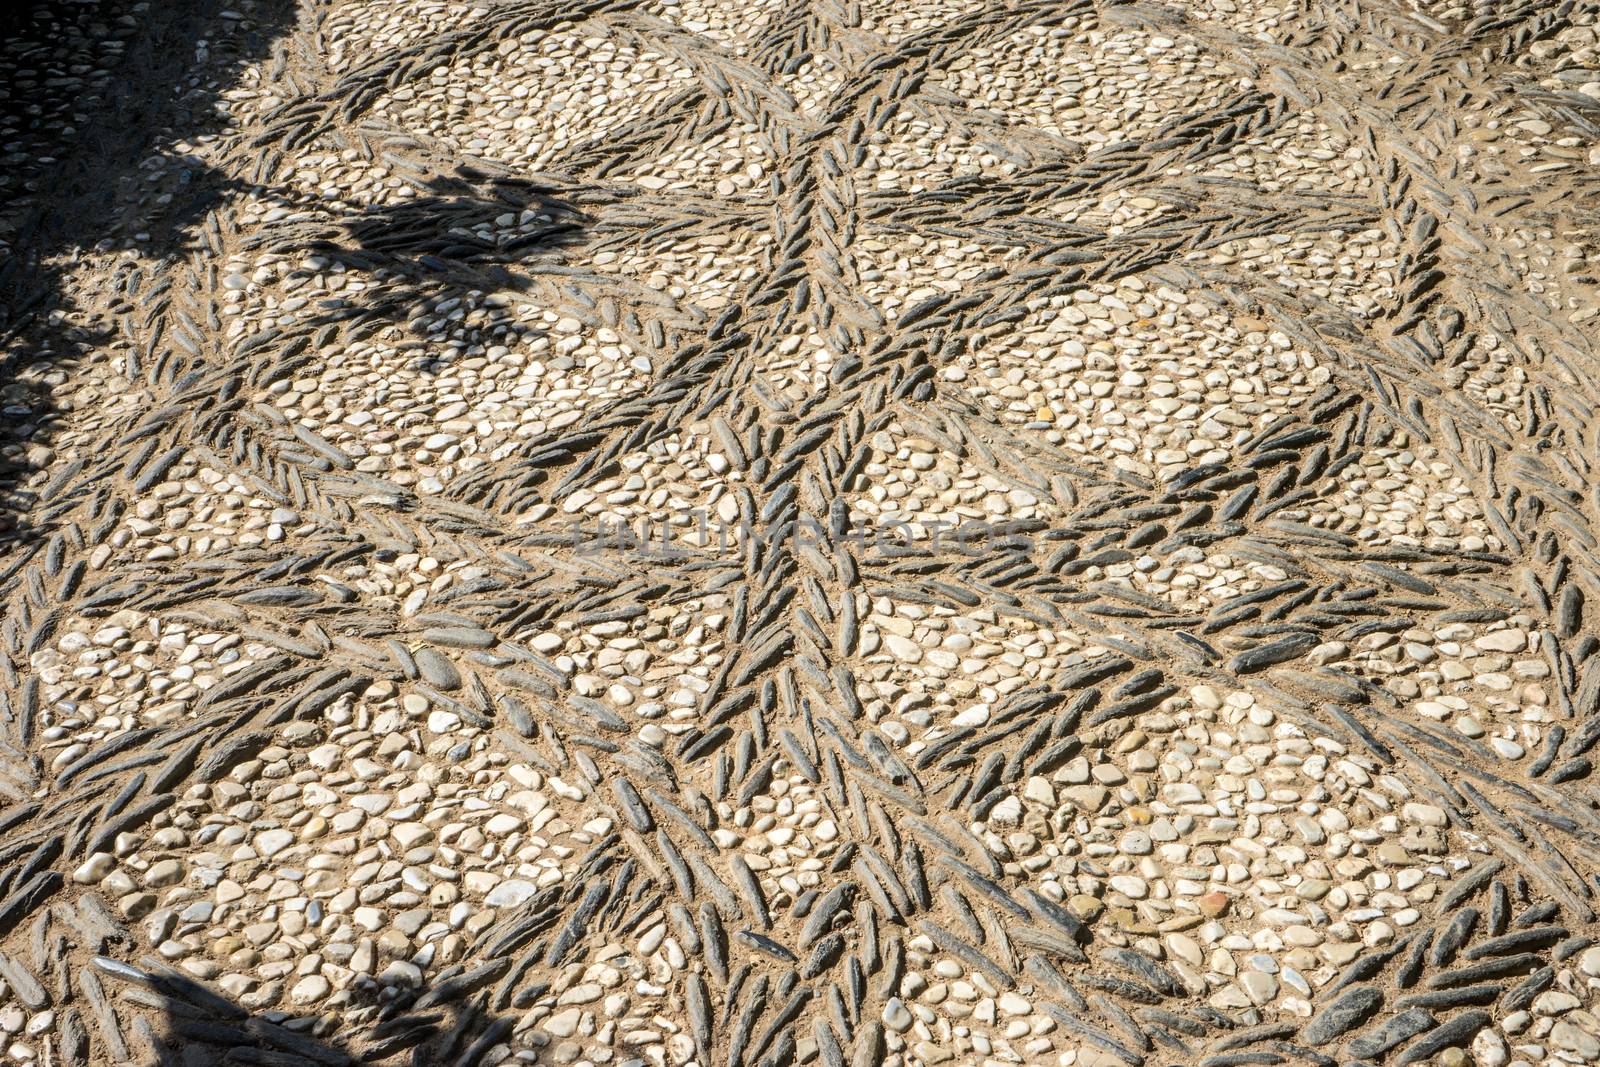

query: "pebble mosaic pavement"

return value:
[4, 0, 1600, 1065]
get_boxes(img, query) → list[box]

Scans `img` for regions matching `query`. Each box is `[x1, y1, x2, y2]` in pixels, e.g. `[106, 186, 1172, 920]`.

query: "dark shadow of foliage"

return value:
[82, 950, 444, 1067]
[0, 0, 298, 552]
[0, 2, 598, 1061]
[239, 168, 589, 377]
[76, 922, 558, 1067]
[0, 0, 592, 558]
[71, 834, 639, 1067]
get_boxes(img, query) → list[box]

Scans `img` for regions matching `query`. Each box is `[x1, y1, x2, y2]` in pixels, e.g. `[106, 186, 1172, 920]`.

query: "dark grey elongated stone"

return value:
[1499, 966, 1555, 1013]
[0, 872, 62, 939]
[1427, 952, 1540, 989]
[1301, 985, 1381, 1046]
[1025, 955, 1088, 1011]
[686, 973, 712, 1059]
[1100, 947, 1184, 998]
[916, 920, 1015, 990]
[1345, 1007, 1437, 1059]
[234, 585, 322, 606]
[1041, 1001, 1145, 1065]
[1393, 1010, 1490, 1066]
[1021, 886, 1086, 941]
[1465, 926, 1568, 959]
[734, 928, 796, 963]
[77, 967, 128, 1062]
[800, 883, 855, 948]
[57, 1007, 88, 1067]
[849, 1022, 884, 1067]
[611, 779, 653, 831]
[1090, 992, 1152, 1051]
[1396, 928, 1433, 988]
[0, 952, 47, 1010]
[1433, 858, 1502, 914]
[1228, 632, 1317, 673]
[1209, 1022, 1299, 1052]
[1432, 907, 1479, 966]
[1396, 984, 1502, 1011]
[421, 625, 496, 648]
[413, 648, 462, 689]
[248, 1017, 352, 1066]
[1321, 938, 1408, 1000]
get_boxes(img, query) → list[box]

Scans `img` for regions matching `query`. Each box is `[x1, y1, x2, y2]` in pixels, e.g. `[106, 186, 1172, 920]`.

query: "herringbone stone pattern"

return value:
[2, 0, 1600, 1065]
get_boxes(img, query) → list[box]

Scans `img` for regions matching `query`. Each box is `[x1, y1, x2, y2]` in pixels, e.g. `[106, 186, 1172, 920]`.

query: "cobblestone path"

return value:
[3, 0, 1600, 1065]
